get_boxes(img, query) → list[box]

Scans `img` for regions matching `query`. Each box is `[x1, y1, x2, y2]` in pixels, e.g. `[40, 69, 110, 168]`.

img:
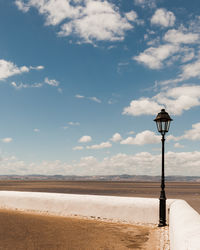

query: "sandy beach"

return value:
[0, 209, 159, 250]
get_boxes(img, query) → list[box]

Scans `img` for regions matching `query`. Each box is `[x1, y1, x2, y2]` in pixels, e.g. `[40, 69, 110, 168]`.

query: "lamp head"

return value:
[154, 109, 173, 135]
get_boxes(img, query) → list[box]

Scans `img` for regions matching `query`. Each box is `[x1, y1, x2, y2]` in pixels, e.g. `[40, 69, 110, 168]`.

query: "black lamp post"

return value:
[154, 109, 173, 227]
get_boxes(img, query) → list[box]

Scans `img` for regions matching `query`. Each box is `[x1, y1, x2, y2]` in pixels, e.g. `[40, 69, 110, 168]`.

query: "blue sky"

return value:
[1, 0, 200, 176]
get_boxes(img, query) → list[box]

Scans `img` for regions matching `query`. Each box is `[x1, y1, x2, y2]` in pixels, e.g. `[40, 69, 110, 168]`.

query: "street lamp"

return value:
[154, 109, 173, 227]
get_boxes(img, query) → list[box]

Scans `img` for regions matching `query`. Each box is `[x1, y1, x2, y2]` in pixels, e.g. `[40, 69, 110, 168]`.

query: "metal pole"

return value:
[158, 134, 166, 227]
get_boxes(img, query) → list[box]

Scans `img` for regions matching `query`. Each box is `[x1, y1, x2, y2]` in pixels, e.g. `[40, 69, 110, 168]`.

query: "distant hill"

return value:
[0, 175, 199, 182]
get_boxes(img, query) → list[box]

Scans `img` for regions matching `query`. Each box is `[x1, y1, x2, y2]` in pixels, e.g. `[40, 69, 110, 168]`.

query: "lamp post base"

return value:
[158, 191, 167, 227]
[158, 222, 167, 227]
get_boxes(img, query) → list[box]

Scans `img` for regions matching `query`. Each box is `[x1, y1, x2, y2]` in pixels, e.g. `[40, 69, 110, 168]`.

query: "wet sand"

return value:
[0, 180, 199, 212]
[0, 209, 159, 250]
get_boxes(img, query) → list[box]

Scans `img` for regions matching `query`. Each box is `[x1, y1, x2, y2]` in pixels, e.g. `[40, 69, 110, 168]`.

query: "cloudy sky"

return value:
[1, 0, 200, 176]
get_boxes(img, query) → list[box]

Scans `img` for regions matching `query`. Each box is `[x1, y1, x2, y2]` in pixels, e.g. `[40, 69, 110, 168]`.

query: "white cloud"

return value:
[118, 62, 129, 67]
[11, 77, 60, 90]
[153, 26, 200, 86]
[125, 11, 144, 26]
[164, 29, 199, 44]
[17, 0, 133, 44]
[135, 26, 199, 72]
[17, 0, 81, 26]
[188, 15, 200, 34]
[174, 143, 184, 148]
[125, 11, 138, 22]
[155, 87, 200, 115]
[167, 135, 178, 142]
[15, 0, 30, 12]
[63, 126, 68, 130]
[33, 128, 40, 132]
[75, 94, 85, 99]
[75, 151, 200, 175]
[0, 59, 29, 80]
[68, 122, 80, 126]
[165, 151, 200, 175]
[44, 77, 59, 87]
[73, 146, 84, 150]
[180, 47, 195, 63]
[133, 44, 179, 69]
[146, 37, 160, 46]
[168, 122, 200, 143]
[128, 131, 135, 135]
[121, 130, 160, 145]
[30, 65, 44, 70]
[2, 150, 200, 175]
[110, 133, 122, 142]
[123, 85, 200, 116]
[159, 59, 200, 86]
[37, 65, 44, 70]
[11, 81, 43, 89]
[11, 81, 22, 89]
[134, 0, 157, 9]
[87, 141, 112, 149]
[123, 97, 163, 116]
[166, 85, 200, 115]
[151, 8, 176, 27]
[0, 59, 44, 81]
[2, 138, 13, 143]
[180, 122, 200, 141]
[181, 60, 200, 80]
[79, 135, 92, 143]
[88, 96, 101, 103]
[58, 0, 133, 43]
[75, 94, 101, 103]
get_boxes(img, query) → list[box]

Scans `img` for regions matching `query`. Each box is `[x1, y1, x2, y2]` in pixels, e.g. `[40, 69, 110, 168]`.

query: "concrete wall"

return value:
[0, 191, 165, 225]
[169, 199, 200, 250]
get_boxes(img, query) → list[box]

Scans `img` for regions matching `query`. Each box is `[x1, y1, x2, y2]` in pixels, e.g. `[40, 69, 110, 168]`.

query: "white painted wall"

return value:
[169, 199, 200, 250]
[0, 191, 166, 224]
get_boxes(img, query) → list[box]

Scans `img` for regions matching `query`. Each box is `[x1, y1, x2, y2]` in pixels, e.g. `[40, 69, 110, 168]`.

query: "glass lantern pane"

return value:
[156, 121, 161, 132]
[161, 121, 165, 132]
[164, 121, 168, 132]
[166, 121, 171, 132]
